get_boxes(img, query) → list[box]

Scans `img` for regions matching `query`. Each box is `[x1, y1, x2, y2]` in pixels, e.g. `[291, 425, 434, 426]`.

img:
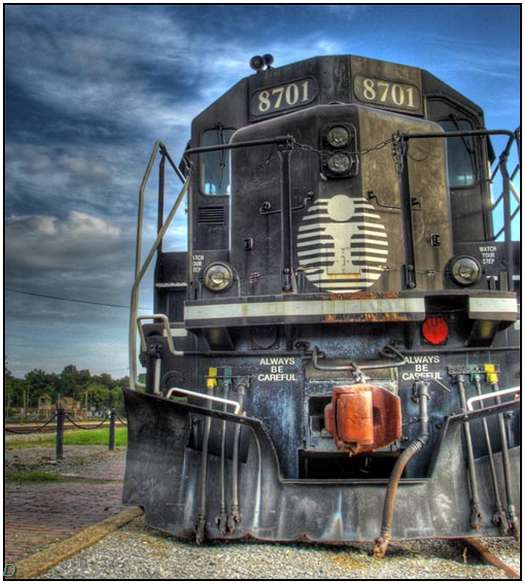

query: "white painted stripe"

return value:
[297, 250, 335, 257]
[302, 213, 330, 221]
[357, 229, 387, 238]
[297, 238, 334, 247]
[352, 238, 389, 247]
[185, 297, 426, 321]
[469, 297, 518, 314]
[299, 257, 334, 266]
[299, 224, 326, 233]
[353, 249, 389, 257]
[352, 212, 382, 220]
[298, 231, 329, 240]
[356, 222, 386, 230]
[305, 205, 327, 212]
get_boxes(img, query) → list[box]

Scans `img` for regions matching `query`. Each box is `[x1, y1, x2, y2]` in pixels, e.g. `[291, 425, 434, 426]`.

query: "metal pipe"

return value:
[216, 372, 231, 535]
[373, 381, 430, 559]
[402, 129, 516, 141]
[499, 153, 514, 290]
[456, 374, 482, 530]
[137, 314, 184, 357]
[492, 383, 520, 538]
[312, 344, 406, 372]
[185, 135, 294, 155]
[195, 389, 212, 544]
[467, 386, 520, 411]
[166, 387, 242, 415]
[129, 177, 189, 389]
[279, 148, 296, 292]
[157, 153, 165, 237]
[160, 144, 186, 183]
[394, 135, 417, 289]
[472, 375, 507, 533]
[228, 382, 247, 532]
[153, 358, 162, 395]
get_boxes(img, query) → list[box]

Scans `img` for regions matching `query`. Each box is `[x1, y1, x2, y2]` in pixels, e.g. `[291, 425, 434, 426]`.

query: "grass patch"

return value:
[5, 469, 63, 482]
[6, 427, 127, 449]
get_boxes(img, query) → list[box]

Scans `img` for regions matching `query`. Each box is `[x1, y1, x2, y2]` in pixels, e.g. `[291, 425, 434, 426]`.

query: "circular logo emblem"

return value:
[297, 194, 388, 292]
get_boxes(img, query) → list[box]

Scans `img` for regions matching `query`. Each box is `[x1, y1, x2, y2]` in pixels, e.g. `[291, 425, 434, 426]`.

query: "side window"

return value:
[200, 127, 235, 196]
[438, 119, 476, 188]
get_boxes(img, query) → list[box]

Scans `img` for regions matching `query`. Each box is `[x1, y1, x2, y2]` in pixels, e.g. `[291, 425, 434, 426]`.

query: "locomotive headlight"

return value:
[326, 152, 352, 175]
[327, 126, 349, 148]
[203, 262, 233, 292]
[451, 256, 481, 286]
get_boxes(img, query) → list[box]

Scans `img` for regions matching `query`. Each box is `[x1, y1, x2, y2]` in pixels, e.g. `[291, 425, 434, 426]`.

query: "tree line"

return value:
[4, 361, 128, 417]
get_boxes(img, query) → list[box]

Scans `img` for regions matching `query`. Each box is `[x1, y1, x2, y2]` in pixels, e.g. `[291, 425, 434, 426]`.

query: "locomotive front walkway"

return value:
[5, 447, 126, 564]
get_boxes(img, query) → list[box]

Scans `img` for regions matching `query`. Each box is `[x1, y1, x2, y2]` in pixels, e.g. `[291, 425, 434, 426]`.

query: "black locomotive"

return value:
[123, 53, 520, 555]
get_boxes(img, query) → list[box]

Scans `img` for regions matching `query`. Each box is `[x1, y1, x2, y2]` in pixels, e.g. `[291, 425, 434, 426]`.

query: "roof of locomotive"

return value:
[192, 53, 484, 126]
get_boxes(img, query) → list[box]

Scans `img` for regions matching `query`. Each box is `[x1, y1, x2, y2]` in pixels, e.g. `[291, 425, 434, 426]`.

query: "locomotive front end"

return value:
[123, 54, 520, 551]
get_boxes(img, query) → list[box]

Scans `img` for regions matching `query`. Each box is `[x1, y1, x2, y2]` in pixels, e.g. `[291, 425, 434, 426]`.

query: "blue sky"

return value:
[5, 4, 521, 377]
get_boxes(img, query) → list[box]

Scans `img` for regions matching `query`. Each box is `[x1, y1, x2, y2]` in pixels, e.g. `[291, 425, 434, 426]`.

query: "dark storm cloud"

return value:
[5, 5, 520, 376]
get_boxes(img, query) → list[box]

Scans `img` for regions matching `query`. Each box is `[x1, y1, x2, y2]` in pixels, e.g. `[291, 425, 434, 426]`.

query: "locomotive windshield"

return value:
[439, 118, 476, 188]
[200, 127, 235, 196]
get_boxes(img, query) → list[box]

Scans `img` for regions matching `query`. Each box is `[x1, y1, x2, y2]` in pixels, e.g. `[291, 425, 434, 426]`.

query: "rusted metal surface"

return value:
[324, 384, 402, 454]
[461, 537, 520, 579]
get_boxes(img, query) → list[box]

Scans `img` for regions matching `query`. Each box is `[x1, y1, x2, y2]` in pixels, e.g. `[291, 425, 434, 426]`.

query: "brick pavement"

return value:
[5, 449, 126, 563]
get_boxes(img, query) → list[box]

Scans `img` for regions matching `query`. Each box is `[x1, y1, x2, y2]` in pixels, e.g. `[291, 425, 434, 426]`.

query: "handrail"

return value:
[467, 386, 520, 411]
[129, 140, 189, 390]
[166, 387, 244, 415]
[136, 314, 183, 356]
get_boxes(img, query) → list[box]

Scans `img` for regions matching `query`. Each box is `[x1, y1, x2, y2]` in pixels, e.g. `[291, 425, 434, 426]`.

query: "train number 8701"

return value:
[251, 78, 318, 116]
[354, 76, 421, 111]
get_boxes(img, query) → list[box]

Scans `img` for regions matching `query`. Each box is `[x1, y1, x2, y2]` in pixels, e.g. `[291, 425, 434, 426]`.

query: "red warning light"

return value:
[422, 317, 449, 345]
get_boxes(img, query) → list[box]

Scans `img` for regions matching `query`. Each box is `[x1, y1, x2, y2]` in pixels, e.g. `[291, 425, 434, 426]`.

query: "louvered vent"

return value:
[198, 206, 225, 224]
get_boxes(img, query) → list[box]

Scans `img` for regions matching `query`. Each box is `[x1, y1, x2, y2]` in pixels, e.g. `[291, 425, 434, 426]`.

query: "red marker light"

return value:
[422, 317, 449, 345]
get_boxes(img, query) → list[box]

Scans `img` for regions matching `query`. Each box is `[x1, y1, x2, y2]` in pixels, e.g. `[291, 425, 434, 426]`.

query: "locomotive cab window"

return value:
[439, 119, 476, 188]
[200, 127, 235, 196]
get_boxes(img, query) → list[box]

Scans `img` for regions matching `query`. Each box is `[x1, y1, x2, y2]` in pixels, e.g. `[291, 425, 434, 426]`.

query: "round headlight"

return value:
[327, 152, 351, 175]
[327, 126, 349, 148]
[451, 256, 481, 286]
[203, 262, 233, 292]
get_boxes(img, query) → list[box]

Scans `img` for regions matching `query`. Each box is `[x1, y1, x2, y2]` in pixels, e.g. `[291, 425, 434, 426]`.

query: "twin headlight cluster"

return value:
[321, 124, 357, 178]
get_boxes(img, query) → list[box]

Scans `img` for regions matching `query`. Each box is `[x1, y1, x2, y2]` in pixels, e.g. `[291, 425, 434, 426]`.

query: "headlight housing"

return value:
[450, 256, 482, 286]
[203, 262, 233, 292]
[326, 152, 352, 175]
[327, 126, 350, 148]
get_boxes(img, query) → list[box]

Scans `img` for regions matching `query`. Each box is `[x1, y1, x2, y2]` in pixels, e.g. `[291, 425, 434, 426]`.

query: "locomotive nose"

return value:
[324, 384, 402, 455]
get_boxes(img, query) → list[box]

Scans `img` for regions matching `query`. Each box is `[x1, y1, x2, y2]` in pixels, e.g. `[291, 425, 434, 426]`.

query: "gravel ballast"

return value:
[43, 517, 520, 579]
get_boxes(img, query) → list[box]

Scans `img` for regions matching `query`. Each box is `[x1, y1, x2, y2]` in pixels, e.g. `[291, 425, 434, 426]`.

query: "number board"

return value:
[250, 78, 319, 117]
[353, 75, 422, 112]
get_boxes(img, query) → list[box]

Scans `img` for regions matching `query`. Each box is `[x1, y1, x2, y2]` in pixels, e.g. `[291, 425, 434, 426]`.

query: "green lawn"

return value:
[6, 427, 128, 449]
[5, 469, 63, 482]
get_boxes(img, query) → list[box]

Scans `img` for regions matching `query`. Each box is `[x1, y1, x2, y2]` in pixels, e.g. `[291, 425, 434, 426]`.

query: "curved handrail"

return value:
[129, 140, 189, 390]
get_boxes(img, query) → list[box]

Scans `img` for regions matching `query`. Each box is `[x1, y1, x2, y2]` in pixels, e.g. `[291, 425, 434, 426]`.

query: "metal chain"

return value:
[63, 413, 109, 430]
[5, 412, 58, 434]
[292, 136, 395, 159]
